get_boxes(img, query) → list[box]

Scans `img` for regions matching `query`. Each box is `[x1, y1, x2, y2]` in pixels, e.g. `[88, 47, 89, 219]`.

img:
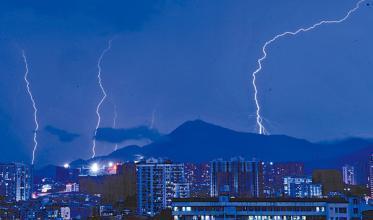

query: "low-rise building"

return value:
[172, 196, 367, 220]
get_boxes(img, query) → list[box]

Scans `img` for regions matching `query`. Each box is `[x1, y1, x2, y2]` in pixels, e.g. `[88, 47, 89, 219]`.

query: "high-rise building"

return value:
[136, 158, 189, 216]
[262, 162, 304, 197]
[369, 154, 373, 198]
[342, 164, 357, 185]
[210, 157, 262, 198]
[184, 163, 210, 198]
[283, 176, 322, 198]
[0, 163, 33, 201]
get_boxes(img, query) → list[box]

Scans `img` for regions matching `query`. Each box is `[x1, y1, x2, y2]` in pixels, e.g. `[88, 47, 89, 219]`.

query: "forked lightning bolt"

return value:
[92, 39, 113, 158]
[113, 104, 118, 151]
[22, 50, 39, 165]
[251, 0, 366, 135]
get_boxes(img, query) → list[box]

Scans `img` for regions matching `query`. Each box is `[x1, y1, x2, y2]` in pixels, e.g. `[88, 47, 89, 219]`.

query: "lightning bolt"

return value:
[150, 108, 156, 129]
[113, 104, 118, 151]
[22, 50, 39, 165]
[92, 39, 113, 158]
[251, 0, 366, 135]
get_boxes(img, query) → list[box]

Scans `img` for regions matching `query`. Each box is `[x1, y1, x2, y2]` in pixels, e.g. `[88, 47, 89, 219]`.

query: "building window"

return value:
[353, 208, 358, 214]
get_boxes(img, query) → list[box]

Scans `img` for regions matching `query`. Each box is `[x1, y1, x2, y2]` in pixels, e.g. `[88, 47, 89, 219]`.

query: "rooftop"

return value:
[172, 197, 348, 203]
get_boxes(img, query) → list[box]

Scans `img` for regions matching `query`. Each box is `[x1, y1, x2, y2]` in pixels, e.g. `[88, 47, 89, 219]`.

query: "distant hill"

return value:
[69, 120, 372, 183]
[99, 120, 371, 161]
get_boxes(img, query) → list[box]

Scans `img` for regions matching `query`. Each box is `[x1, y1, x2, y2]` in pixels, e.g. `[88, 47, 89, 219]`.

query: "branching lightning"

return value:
[92, 39, 113, 158]
[22, 50, 39, 165]
[113, 104, 118, 151]
[251, 0, 366, 135]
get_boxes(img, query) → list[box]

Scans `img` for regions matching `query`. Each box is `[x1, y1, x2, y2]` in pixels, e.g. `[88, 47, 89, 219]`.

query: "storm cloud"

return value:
[45, 126, 80, 142]
[95, 126, 161, 143]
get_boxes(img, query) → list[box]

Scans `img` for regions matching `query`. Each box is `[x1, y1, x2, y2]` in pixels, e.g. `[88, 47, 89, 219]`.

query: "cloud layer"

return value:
[95, 126, 161, 143]
[45, 125, 80, 142]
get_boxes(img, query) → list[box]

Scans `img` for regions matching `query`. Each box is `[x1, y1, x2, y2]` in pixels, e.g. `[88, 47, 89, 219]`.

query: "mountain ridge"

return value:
[75, 119, 372, 162]
[68, 119, 372, 183]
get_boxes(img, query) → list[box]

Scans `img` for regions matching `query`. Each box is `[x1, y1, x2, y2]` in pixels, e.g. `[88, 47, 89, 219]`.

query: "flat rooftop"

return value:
[172, 197, 348, 203]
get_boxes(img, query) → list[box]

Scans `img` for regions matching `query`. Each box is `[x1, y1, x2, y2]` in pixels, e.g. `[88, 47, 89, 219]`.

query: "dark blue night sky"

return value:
[0, 0, 372, 165]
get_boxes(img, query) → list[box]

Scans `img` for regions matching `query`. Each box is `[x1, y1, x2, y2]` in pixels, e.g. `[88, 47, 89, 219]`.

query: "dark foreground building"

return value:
[313, 169, 344, 195]
[79, 163, 137, 206]
[363, 210, 373, 220]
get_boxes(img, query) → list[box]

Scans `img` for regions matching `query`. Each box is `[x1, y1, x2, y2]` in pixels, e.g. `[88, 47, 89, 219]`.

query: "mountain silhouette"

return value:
[70, 120, 372, 183]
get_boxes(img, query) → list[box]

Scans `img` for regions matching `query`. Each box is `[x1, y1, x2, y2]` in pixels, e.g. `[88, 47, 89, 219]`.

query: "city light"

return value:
[90, 163, 99, 173]
[108, 162, 113, 167]
[63, 163, 69, 169]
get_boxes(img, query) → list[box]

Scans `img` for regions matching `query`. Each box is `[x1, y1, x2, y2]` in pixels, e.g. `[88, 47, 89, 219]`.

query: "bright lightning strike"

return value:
[113, 104, 118, 151]
[251, 0, 366, 135]
[150, 108, 156, 129]
[92, 39, 113, 158]
[22, 50, 39, 165]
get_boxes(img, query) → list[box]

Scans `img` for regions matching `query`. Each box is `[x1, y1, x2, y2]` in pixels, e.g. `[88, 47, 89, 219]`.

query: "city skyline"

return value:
[0, 1, 372, 219]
